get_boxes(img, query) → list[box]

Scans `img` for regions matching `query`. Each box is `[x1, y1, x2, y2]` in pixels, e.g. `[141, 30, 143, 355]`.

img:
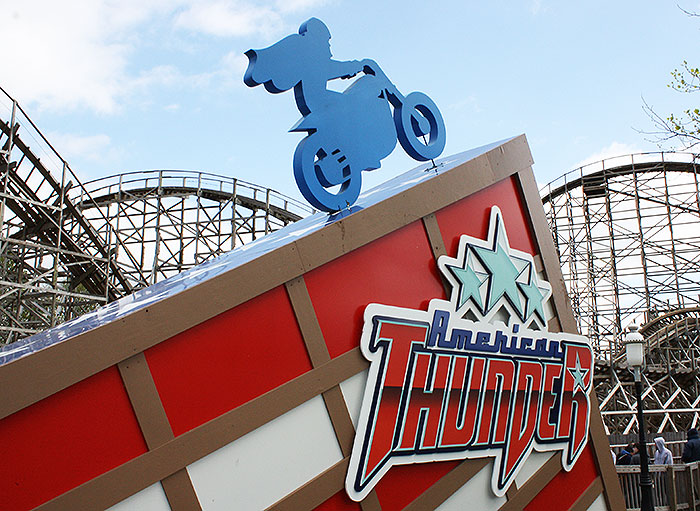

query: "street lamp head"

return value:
[624, 323, 645, 369]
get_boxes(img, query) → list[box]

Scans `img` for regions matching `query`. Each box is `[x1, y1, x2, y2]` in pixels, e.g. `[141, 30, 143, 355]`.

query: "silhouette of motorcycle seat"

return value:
[291, 74, 397, 186]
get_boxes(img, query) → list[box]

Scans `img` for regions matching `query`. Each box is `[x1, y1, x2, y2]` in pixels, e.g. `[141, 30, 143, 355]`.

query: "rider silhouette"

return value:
[244, 17, 446, 212]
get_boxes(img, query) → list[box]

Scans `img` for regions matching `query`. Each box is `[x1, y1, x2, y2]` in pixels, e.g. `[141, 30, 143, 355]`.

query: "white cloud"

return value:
[173, 0, 328, 38]
[276, 0, 329, 14]
[572, 141, 643, 169]
[46, 132, 112, 161]
[174, 1, 284, 37]
[0, 0, 324, 114]
[134, 51, 249, 92]
[211, 51, 250, 87]
[0, 0, 179, 113]
[220, 51, 249, 74]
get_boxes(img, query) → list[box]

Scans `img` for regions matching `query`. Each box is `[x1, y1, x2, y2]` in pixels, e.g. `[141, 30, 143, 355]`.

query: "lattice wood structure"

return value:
[74, 170, 312, 289]
[0, 88, 311, 344]
[541, 154, 700, 434]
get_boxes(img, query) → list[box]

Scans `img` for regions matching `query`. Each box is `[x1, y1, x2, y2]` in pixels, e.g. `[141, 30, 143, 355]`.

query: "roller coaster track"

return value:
[71, 169, 312, 290]
[0, 88, 312, 343]
[596, 308, 700, 434]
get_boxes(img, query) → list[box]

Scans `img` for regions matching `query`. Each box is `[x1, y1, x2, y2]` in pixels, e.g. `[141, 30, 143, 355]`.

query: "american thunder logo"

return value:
[345, 207, 593, 501]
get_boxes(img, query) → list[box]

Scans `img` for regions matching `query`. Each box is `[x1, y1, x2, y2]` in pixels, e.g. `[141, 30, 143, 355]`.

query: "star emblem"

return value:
[436, 206, 551, 327]
[568, 353, 590, 394]
[446, 249, 487, 313]
[471, 214, 528, 320]
[518, 263, 550, 323]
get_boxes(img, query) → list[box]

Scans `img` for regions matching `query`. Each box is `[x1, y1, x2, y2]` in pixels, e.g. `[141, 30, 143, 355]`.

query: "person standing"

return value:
[617, 443, 634, 465]
[630, 443, 641, 465]
[682, 428, 700, 463]
[654, 436, 673, 464]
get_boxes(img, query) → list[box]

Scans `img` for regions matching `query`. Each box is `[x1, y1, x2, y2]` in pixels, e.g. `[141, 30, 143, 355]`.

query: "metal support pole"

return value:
[635, 367, 654, 511]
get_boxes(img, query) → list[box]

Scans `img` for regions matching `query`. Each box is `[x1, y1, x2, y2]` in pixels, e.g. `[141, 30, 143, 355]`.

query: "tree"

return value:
[644, 7, 699, 149]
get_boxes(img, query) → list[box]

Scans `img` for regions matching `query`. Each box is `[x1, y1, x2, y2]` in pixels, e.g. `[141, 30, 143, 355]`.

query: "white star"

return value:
[567, 353, 590, 394]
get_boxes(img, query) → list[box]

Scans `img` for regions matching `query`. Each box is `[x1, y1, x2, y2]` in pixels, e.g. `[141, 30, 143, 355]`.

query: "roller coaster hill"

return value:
[0, 87, 312, 345]
[2, 86, 700, 436]
[542, 152, 700, 435]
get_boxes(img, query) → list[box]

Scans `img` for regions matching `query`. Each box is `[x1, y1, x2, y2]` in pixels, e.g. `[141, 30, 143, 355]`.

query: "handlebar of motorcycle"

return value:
[359, 59, 403, 102]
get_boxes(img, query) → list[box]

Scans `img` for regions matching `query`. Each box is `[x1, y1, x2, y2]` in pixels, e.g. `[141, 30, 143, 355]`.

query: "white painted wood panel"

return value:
[187, 395, 342, 511]
[106, 482, 171, 511]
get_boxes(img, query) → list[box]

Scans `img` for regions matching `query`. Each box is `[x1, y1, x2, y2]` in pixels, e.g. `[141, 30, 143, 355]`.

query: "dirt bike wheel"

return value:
[395, 92, 446, 161]
[293, 134, 362, 212]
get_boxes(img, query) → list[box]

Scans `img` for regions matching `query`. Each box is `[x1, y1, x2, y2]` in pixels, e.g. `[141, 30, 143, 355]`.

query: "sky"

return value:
[1, 0, 699, 204]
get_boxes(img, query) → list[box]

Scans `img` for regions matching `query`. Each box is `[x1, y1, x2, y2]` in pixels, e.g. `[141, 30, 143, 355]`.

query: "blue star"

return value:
[518, 264, 548, 322]
[471, 216, 526, 319]
[447, 254, 486, 313]
[568, 353, 590, 394]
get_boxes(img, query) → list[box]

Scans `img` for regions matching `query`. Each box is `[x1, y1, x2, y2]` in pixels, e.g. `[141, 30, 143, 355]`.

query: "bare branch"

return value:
[639, 97, 700, 150]
[677, 4, 699, 17]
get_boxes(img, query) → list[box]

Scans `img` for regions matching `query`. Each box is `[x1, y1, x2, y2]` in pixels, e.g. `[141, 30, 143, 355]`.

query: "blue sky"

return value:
[1, 0, 698, 203]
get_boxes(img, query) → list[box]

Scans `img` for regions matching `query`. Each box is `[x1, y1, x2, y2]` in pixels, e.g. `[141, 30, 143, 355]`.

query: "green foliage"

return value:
[643, 8, 699, 149]
[666, 60, 700, 146]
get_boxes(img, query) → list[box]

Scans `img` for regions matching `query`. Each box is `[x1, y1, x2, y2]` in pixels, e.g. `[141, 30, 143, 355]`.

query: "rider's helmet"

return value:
[299, 18, 332, 58]
[299, 18, 331, 41]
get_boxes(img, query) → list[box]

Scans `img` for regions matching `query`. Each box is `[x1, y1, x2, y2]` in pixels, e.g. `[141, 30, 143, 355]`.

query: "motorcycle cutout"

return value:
[244, 18, 446, 212]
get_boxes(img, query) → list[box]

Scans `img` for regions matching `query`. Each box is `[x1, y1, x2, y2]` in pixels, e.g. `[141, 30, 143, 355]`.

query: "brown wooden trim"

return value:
[286, 276, 356, 457]
[570, 477, 604, 511]
[265, 457, 350, 511]
[321, 386, 356, 458]
[548, 316, 563, 334]
[0, 136, 532, 421]
[265, 457, 383, 511]
[35, 348, 368, 511]
[359, 490, 382, 511]
[161, 470, 202, 511]
[422, 213, 447, 261]
[285, 275, 378, 507]
[588, 398, 626, 511]
[117, 353, 174, 449]
[533, 254, 544, 273]
[117, 353, 202, 511]
[487, 138, 535, 181]
[514, 168, 625, 510]
[403, 459, 490, 511]
[422, 213, 451, 298]
[515, 168, 577, 333]
[264, 456, 382, 511]
[497, 454, 562, 511]
[285, 277, 331, 367]
[0, 242, 307, 421]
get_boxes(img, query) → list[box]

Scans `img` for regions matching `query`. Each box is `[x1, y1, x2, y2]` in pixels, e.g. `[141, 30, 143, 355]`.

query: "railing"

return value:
[76, 169, 314, 221]
[617, 462, 700, 510]
[611, 437, 689, 464]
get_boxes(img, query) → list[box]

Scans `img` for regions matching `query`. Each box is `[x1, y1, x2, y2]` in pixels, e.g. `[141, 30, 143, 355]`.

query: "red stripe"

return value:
[436, 176, 538, 257]
[524, 445, 598, 511]
[305, 219, 446, 359]
[146, 285, 313, 436]
[0, 366, 147, 511]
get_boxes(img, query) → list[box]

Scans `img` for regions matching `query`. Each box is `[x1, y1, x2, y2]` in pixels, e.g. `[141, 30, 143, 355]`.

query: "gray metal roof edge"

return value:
[0, 137, 518, 366]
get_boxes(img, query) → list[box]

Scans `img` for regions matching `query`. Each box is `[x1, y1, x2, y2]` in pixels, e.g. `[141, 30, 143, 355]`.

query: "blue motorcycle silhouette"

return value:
[244, 18, 446, 212]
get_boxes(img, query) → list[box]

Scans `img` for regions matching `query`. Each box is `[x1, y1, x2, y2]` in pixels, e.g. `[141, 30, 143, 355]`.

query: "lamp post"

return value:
[624, 324, 654, 511]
